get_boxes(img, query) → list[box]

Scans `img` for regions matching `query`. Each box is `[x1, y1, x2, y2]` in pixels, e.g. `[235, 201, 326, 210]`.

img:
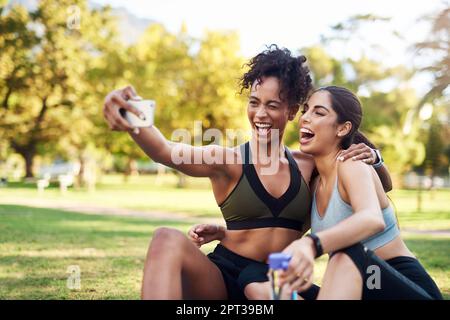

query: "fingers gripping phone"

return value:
[120, 99, 155, 127]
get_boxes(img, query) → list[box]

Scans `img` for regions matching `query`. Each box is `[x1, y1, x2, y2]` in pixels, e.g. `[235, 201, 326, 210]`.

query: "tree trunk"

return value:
[11, 96, 48, 179]
[76, 155, 85, 189]
[23, 151, 35, 178]
[176, 172, 187, 188]
[417, 176, 422, 213]
[429, 172, 435, 200]
[123, 158, 138, 183]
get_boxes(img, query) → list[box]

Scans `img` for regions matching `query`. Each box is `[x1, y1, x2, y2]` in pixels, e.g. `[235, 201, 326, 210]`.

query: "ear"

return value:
[337, 121, 352, 138]
[288, 105, 299, 121]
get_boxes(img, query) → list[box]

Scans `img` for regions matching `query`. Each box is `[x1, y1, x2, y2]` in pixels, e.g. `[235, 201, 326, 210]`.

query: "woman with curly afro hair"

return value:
[103, 44, 391, 299]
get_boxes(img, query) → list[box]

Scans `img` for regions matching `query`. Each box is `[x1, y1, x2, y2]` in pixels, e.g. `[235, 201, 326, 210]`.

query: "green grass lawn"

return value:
[0, 174, 219, 217]
[0, 174, 449, 299]
[1, 174, 450, 226]
[0, 205, 197, 299]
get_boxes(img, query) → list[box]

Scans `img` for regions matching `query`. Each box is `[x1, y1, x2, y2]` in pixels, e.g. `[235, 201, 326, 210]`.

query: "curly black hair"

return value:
[240, 44, 312, 108]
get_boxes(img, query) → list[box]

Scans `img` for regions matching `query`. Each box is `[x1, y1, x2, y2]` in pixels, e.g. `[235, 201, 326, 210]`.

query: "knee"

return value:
[148, 227, 186, 257]
[329, 251, 355, 268]
[328, 251, 363, 282]
[244, 282, 271, 300]
[329, 243, 366, 268]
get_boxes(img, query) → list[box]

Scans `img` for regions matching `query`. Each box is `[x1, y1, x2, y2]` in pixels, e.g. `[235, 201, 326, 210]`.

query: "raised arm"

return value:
[103, 86, 234, 178]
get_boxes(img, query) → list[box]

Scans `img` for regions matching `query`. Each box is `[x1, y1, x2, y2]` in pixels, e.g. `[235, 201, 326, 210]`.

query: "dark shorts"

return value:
[303, 243, 443, 300]
[207, 244, 269, 300]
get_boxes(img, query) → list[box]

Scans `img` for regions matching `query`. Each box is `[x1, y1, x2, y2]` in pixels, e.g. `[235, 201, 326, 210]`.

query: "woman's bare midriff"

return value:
[219, 229, 414, 264]
[219, 227, 302, 262]
[373, 236, 416, 261]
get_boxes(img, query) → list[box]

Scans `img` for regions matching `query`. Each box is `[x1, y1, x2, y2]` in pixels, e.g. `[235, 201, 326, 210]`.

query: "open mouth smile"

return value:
[300, 127, 315, 145]
[254, 122, 272, 136]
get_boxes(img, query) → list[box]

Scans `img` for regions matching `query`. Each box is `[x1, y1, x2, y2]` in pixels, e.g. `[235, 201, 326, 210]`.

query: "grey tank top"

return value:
[311, 175, 400, 251]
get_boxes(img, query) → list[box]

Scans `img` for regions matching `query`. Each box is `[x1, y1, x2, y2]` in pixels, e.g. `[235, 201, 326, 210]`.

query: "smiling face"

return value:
[247, 76, 298, 145]
[299, 90, 352, 156]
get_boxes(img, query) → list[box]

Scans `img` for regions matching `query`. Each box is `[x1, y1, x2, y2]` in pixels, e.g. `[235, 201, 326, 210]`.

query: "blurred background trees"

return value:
[0, 0, 448, 189]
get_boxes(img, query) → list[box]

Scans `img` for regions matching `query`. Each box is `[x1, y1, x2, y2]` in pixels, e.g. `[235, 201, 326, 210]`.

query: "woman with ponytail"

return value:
[277, 86, 443, 299]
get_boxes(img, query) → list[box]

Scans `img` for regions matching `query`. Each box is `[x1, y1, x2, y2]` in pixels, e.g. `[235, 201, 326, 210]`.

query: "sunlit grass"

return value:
[0, 205, 194, 299]
[1, 174, 450, 223]
[0, 174, 449, 299]
[0, 174, 219, 217]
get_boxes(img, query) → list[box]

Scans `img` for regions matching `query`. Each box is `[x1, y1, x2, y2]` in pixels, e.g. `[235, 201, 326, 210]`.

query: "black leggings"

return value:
[300, 243, 443, 300]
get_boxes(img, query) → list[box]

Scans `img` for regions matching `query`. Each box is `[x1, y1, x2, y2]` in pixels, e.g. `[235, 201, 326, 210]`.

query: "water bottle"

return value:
[268, 253, 298, 300]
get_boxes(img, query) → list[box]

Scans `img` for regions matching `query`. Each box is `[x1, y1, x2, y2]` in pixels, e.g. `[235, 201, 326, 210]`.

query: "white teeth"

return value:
[300, 128, 314, 134]
[255, 123, 272, 128]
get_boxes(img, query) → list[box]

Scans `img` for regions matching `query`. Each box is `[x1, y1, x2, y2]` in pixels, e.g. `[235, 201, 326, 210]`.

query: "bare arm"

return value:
[103, 86, 233, 178]
[374, 164, 392, 193]
[280, 161, 386, 291]
[188, 224, 226, 247]
[131, 126, 231, 177]
[316, 161, 386, 254]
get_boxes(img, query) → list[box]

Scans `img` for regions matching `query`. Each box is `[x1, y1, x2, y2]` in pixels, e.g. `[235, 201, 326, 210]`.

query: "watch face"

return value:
[375, 149, 383, 163]
[377, 150, 383, 162]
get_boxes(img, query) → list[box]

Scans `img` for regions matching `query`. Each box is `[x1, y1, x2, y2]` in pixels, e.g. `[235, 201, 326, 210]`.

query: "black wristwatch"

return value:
[372, 149, 384, 169]
[306, 233, 324, 258]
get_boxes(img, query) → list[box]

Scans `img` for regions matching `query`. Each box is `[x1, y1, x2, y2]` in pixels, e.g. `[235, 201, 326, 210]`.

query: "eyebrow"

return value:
[249, 95, 282, 104]
[305, 104, 330, 112]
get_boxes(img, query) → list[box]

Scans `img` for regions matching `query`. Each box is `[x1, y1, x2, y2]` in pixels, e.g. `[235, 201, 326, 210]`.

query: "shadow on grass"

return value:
[0, 251, 146, 299]
[0, 261, 141, 300]
[0, 204, 193, 248]
[0, 204, 191, 226]
[1, 204, 448, 299]
[3, 181, 60, 189]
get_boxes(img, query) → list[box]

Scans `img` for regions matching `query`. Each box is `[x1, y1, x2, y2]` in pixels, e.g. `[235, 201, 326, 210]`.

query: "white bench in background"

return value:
[58, 174, 74, 194]
[37, 178, 50, 194]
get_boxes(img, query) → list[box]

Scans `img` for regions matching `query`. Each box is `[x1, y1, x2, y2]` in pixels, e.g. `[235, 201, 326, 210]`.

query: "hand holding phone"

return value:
[120, 99, 155, 128]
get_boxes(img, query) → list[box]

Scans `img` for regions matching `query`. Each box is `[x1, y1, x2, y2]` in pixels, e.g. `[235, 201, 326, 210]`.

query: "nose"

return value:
[255, 105, 268, 119]
[300, 110, 311, 125]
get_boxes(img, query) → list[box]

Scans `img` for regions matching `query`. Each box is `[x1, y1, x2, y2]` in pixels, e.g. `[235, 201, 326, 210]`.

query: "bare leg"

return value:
[244, 282, 271, 300]
[317, 252, 363, 300]
[141, 227, 228, 299]
[245, 282, 306, 300]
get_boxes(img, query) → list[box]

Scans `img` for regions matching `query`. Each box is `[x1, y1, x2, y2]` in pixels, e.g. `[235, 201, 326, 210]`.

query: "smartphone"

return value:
[120, 99, 155, 127]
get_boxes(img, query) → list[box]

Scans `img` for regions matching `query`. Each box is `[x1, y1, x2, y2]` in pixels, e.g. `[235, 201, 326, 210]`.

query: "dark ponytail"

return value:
[353, 131, 377, 149]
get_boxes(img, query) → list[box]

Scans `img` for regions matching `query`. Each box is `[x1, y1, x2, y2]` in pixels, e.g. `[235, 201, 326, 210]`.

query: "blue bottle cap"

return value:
[268, 253, 292, 270]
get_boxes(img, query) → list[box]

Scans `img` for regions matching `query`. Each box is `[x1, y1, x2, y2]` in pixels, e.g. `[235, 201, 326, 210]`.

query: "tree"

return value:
[418, 102, 450, 180]
[182, 30, 247, 137]
[414, 5, 450, 110]
[413, 5, 450, 181]
[0, 0, 119, 178]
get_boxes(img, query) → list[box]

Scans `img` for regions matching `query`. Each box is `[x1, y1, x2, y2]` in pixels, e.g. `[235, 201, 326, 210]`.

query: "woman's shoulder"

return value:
[337, 157, 373, 177]
[291, 149, 314, 165]
[336, 158, 380, 195]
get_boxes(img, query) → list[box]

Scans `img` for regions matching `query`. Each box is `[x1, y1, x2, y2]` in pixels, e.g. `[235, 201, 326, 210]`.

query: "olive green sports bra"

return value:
[219, 142, 312, 231]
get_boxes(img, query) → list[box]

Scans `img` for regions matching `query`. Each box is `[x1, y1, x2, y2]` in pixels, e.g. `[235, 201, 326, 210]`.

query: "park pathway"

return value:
[0, 198, 223, 224]
[2, 198, 449, 236]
